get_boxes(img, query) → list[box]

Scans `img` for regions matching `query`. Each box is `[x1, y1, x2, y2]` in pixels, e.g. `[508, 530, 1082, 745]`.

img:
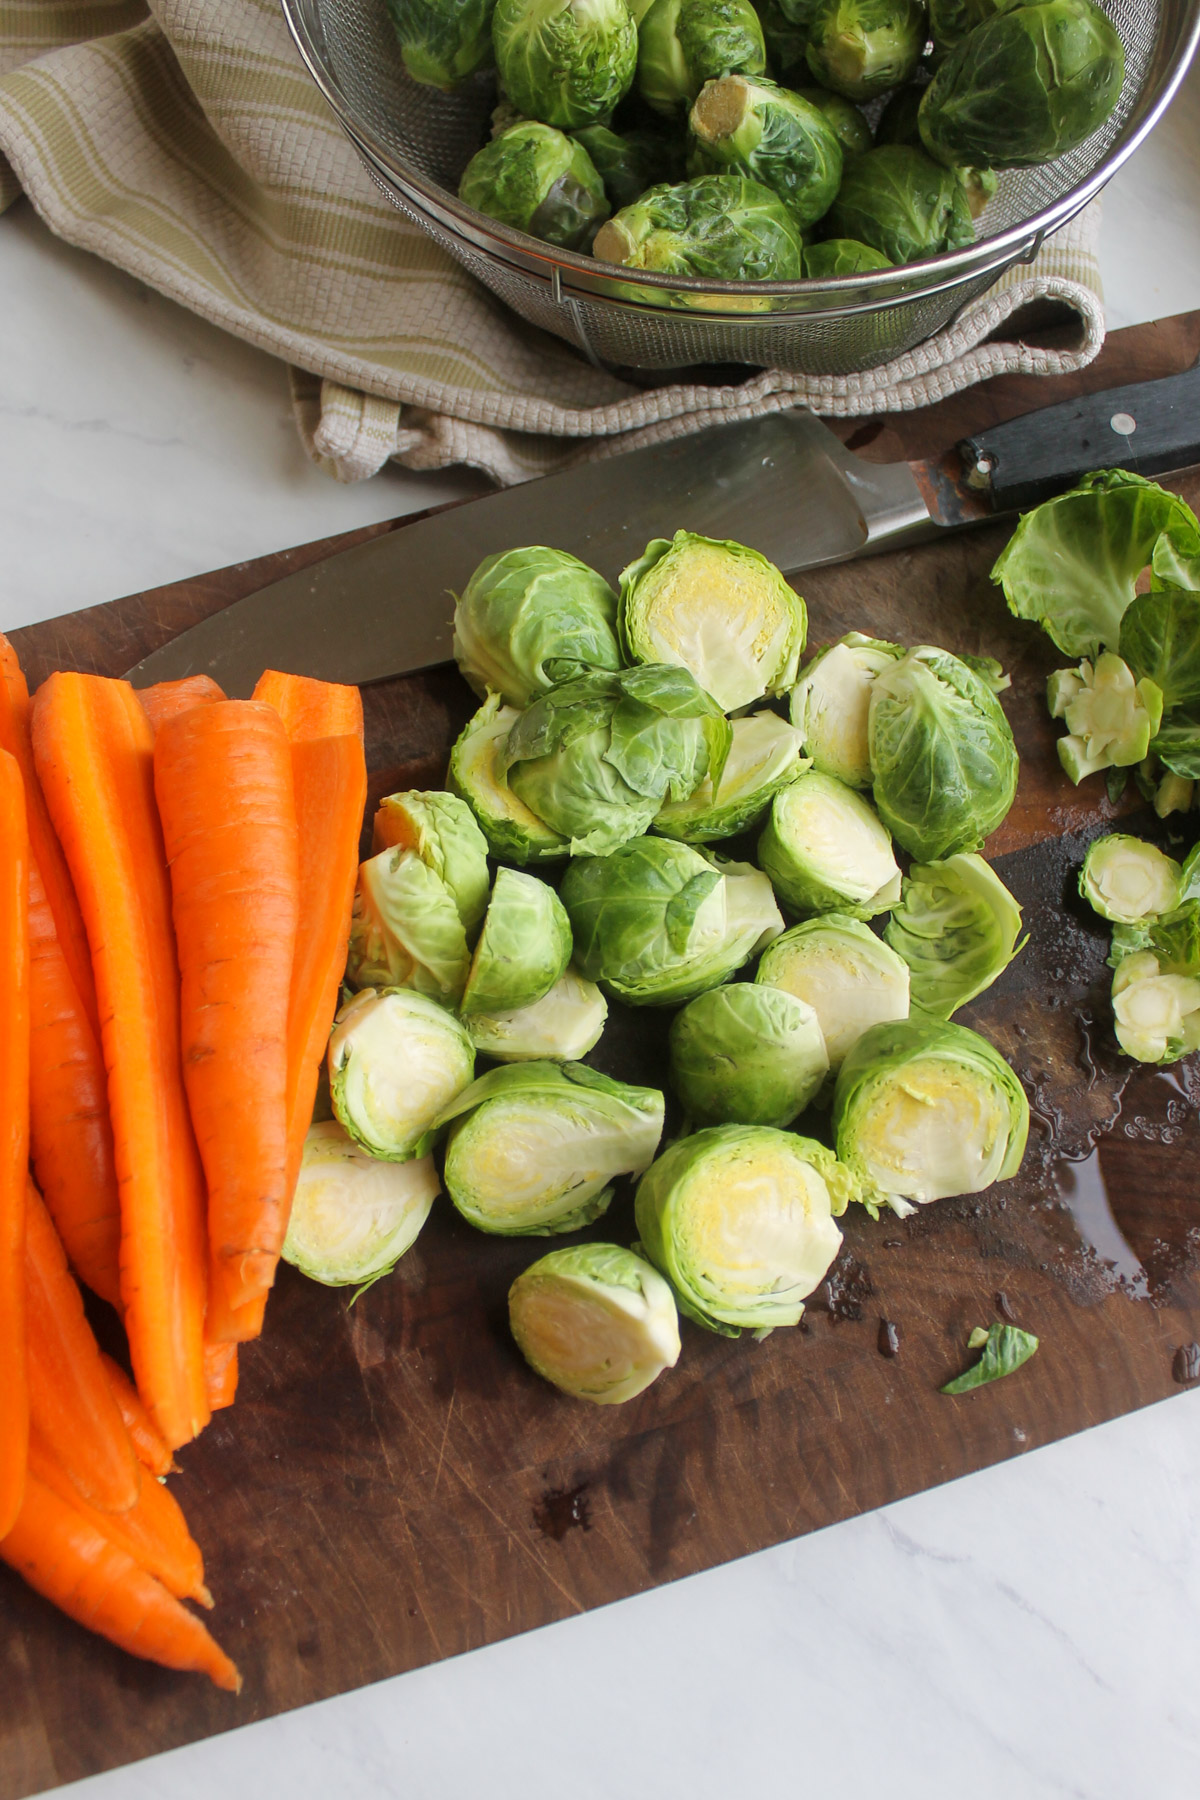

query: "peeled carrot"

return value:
[32, 673, 210, 1450]
[0, 750, 29, 1540]
[204, 1275, 266, 1347]
[99, 1354, 175, 1479]
[137, 675, 226, 736]
[252, 670, 363, 743]
[154, 701, 299, 1317]
[203, 1341, 239, 1412]
[0, 1473, 239, 1689]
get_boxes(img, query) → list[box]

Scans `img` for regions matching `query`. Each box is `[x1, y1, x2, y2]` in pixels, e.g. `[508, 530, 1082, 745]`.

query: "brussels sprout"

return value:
[593, 174, 805, 277]
[385, 0, 496, 89]
[329, 988, 475, 1161]
[460, 867, 573, 1019]
[459, 121, 610, 249]
[452, 546, 621, 709]
[465, 966, 608, 1061]
[371, 790, 490, 936]
[655, 711, 807, 841]
[869, 645, 1019, 861]
[572, 123, 682, 207]
[1047, 653, 1164, 784]
[347, 846, 471, 1002]
[1111, 951, 1200, 1065]
[757, 769, 901, 917]
[563, 835, 783, 1004]
[755, 912, 909, 1067]
[804, 0, 926, 102]
[875, 83, 997, 219]
[509, 1243, 679, 1402]
[637, 0, 767, 117]
[501, 665, 730, 858]
[669, 981, 828, 1125]
[493, 0, 638, 131]
[449, 693, 569, 864]
[789, 631, 902, 786]
[618, 531, 806, 712]
[804, 238, 891, 276]
[756, 0, 814, 82]
[282, 1121, 440, 1290]
[634, 1124, 853, 1333]
[688, 76, 843, 230]
[833, 1015, 1030, 1213]
[438, 1061, 664, 1233]
[883, 852, 1026, 1019]
[822, 144, 975, 264]
[796, 85, 873, 156]
[1079, 834, 1182, 926]
[1110, 899, 1200, 974]
[926, 0, 1004, 58]
[918, 0, 1125, 171]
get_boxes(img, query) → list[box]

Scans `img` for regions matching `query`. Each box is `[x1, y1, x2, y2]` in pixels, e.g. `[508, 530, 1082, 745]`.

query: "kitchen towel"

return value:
[0, 0, 1106, 487]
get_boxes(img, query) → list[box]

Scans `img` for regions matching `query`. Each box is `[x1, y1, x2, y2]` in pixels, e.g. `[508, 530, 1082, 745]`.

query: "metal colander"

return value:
[282, 0, 1200, 375]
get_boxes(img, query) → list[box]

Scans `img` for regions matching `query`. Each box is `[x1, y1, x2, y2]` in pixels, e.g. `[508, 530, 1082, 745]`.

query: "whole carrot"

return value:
[0, 749, 29, 1540]
[137, 675, 226, 736]
[252, 670, 362, 743]
[99, 1354, 175, 1479]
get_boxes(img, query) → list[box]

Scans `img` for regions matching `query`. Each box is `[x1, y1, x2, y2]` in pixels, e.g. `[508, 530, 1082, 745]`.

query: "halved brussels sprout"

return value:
[438, 1061, 664, 1233]
[449, 693, 568, 864]
[459, 121, 610, 249]
[804, 0, 926, 101]
[329, 988, 475, 1161]
[1079, 834, 1182, 925]
[883, 852, 1027, 1019]
[804, 239, 891, 276]
[385, 0, 496, 89]
[371, 790, 490, 936]
[634, 1124, 853, 1333]
[465, 966, 608, 1061]
[347, 847, 471, 1003]
[669, 981, 828, 1125]
[755, 912, 909, 1067]
[688, 76, 843, 230]
[509, 1243, 681, 1402]
[493, 0, 638, 131]
[1111, 951, 1200, 1064]
[461, 867, 573, 1017]
[822, 144, 975, 264]
[452, 546, 621, 709]
[833, 1015, 1029, 1213]
[654, 711, 808, 841]
[637, 0, 767, 117]
[571, 123, 682, 209]
[562, 836, 783, 1004]
[282, 1121, 440, 1290]
[618, 531, 806, 712]
[592, 174, 806, 278]
[1047, 654, 1164, 784]
[757, 769, 901, 916]
[789, 631, 902, 787]
[795, 86, 873, 157]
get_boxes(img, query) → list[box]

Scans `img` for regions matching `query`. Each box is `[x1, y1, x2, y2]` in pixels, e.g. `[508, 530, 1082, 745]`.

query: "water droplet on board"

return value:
[533, 1483, 592, 1541]
[1054, 1147, 1150, 1298]
[877, 1319, 901, 1358]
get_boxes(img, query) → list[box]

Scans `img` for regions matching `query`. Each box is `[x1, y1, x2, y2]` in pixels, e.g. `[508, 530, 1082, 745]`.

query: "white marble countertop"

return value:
[4, 54, 1200, 1800]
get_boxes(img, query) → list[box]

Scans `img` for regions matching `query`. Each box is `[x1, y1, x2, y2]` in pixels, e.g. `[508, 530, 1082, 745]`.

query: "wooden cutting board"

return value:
[5, 310, 1200, 1800]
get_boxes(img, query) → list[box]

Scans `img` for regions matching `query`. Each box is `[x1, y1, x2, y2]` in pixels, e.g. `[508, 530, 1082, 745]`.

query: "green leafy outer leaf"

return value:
[940, 1322, 1038, 1393]
[1151, 525, 1200, 592]
[668, 981, 829, 1126]
[1079, 833, 1182, 926]
[1109, 900, 1200, 975]
[1119, 587, 1200, 712]
[1180, 842, 1200, 906]
[385, 0, 496, 88]
[869, 645, 1019, 861]
[459, 121, 610, 247]
[593, 173, 805, 278]
[991, 471, 1200, 660]
[1151, 712, 1200, 780]
[372, 791, 491, 935]
[493, 0, 637, 132]
[758, 768, 901, 916]
[883, 852, 1026, 1019]
[821, 144, 975, 265]
[452, 545, 620, 708]
[460, 867, 573, 1017]
[637, 0, 766, 117]
[508, 1243, 681, 1403]
[329, 988, 476, 1161]
[282, 1121, 440, 1288]
[688, 75, 843, 231]
[804, 0, 925, 102]
[448, 693, 569, 864]
[346, 848, 471, 1003]
[655, 711, 807, 842]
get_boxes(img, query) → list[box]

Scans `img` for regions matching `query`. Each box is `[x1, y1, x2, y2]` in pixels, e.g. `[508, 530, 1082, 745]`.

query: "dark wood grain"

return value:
[5, 313, 1200, 1800]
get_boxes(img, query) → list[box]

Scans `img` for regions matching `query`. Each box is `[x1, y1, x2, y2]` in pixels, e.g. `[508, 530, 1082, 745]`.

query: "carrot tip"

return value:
[195, 1583, 214, 1611]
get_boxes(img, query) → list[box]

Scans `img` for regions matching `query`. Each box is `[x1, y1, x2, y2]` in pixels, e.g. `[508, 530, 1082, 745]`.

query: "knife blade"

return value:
[124, 362, 1200, 696]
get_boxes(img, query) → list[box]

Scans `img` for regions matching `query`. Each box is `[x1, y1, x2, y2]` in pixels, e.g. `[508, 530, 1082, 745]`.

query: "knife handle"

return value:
[959, 362, 1200, 513]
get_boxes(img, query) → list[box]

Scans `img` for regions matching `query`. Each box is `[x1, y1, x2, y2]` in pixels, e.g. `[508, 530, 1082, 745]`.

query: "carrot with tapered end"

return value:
[0, 1474, 239, 1689]
[252, 670, 363, 743]
[137, 676, 226, 736]
[205, 1270, 266, 1346]
[203, 1341, 238, 1411]
[154, 701, 299, 1317]
[32, 673, 210, 1450]
[99, 1355, 175, 1479]
[0, 750, 29, 1539]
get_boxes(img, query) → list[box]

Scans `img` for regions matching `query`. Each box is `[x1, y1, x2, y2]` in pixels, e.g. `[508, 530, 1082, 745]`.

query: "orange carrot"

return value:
[203, 1341, 239, 1411]
[154, 701, 299, 1317]
[0, 1473, 239, 1689]
[252, 670, 363, 743]
[204, 1275, 266, 1347]
[99, 1354, 175, 1479]
[0, 750, 29, 1540]
[137, 675, 226, 736]
[32, 673, 210, 1450]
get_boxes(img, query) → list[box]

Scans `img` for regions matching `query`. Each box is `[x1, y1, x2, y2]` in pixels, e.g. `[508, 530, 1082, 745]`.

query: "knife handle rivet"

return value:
[1110, 411, 1137, 437]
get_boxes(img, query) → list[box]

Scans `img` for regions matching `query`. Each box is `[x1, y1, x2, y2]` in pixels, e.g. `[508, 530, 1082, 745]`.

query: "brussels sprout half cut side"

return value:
[452, 546, 621, 709]
[757, 769, 901, 917]
[1111, 951, 1200, 1065]
[282, 1122, 440, 1292]
[755, 912, 910, 1069]
[329, 988, 476, 1162]
[789, 632, 902, 788]
[460, 867, 573, 1017]
[509, 1244, 681, 1403]
[883, 852, 1027, 1020]
[654, 712, 808, 842]
[449, 693, 569, 864]
[669, 981, 828, 1126]
[1079, 835, 1183, 926]
[465, 967, 608, 1062]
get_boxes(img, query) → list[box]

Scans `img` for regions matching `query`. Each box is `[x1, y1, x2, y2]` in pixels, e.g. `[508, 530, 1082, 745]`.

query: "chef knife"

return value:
[125, 360, 1200, 696]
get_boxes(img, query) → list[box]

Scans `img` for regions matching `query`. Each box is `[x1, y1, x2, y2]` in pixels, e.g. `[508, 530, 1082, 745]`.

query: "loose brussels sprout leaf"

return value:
[795, 86, 873, 157]
[509, 1242, 681, 1402]
[637, 0, 766, 117]
[438, 1061, 664, 1233]
[452, 545, 621, 709]
[1079, 834, 1182, 925]
[883, 852, 1026, 1019]
[1151, 711, 1200, 781]
[329, 988, 475, 1161]
[1047, 653, 1163, 785]
[347, 847, 471, 1003]
[593, 174, 805, 278]
[869, 645, 1019, 861]
[1111, 950, 1200, 1065]
[448, 693, 569, 864]
[804, 238, 891, 276]
[755, 912, 909, 1068]
[1180, 842, 1200, 907]
[502, 665, 730, 857]
[669, 981, 828, 1126]
[789, 632, 902, 787]
[618, 531, 806, 712]
[1110, 900, 1200, 975]
[1118, 587, 1200, 714]
[918, 0, 1125, 171]
[832, 1015, 1029, 1213]
[688, 76, 843, 230]
[941, 1321, 1038, 1394]
[385, 0, 496, 89]
[1151, 525, 1200, 594]
[461, 867, 573, 1017]
[655, 711, 807, 841]
[282, 1121, 440, 1291]
[372, 790, 490, 936]
[572, 123, 679, 209]
[459, 121, 610, 249]
[757, 769, 901, 917]
[562, 835, 783, 1005]
[804, 0, 926, 102]
[822, 145, 974, 265]
[634, 1124, 852, 1334]
[1153, 771, 1196, 820]
[493, 0, 638, 131]
[465, 966, 608, 1061]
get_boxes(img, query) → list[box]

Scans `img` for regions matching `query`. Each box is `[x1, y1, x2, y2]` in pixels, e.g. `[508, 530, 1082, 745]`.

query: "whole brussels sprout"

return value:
[918, 0, 1125, 170]
[593, 174, 805, 277]
[637, 0, 767, 117]
[509, 1243, 681, 1402]
[493, 0, 639, 131]
[385, 0, 496, 89]
[572, 123, 683, 207]
[822, 144, 975, 263]
[460, 867, 573, 1017]
[804, 238, 890, 275]
[347, 845, 472, 1003]
[453, 545, 621, 708]
[927, 0, 1005, 58]
[449, 694, 569, 865]
[688, 75, 843, 230]
[459, 120, 610, 248]
[804, 0, 926, 103]
[876, 83, 997, 219]
[669, 981, 829, 1125]
[796, 86, 873, 157]
[756, 0, 815, 82]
